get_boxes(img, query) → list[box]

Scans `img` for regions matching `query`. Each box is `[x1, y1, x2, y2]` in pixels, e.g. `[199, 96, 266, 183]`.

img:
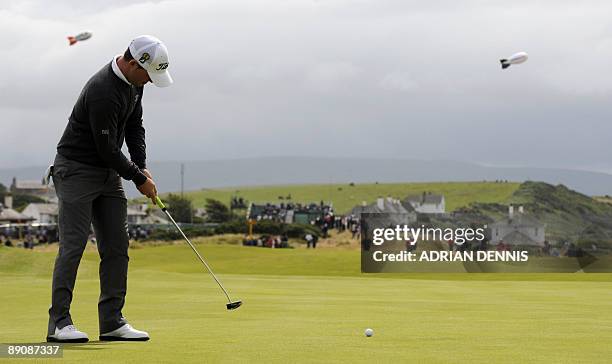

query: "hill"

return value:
[177, 181, 520, 214]
[460, 181, 612, 247]
[140, 180, 612, 248]
[5, 157, 612, 198]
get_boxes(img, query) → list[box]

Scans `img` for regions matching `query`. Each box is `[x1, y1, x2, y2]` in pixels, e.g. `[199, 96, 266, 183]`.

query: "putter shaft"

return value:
[160, 207, 234, 303]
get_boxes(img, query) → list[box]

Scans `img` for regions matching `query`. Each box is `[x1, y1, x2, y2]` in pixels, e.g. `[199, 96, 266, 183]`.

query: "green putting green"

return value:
[1, 243, 612, 363]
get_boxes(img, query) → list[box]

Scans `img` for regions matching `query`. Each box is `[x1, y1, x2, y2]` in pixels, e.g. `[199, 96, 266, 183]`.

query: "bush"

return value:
[143, 221, 321, 242]
[215, 220, 320, 237]
[0, 193, 46, 212]
[165, 194, 193, 223]
[283, 223, 321, 238]
[146, 225, 215, 241]
[214, 220, 246, 235]
[205, 198, 236, 222]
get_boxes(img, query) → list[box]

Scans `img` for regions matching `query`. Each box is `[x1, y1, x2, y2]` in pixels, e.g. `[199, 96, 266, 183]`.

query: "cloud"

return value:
[379, 72, 419, 92]
[304, 62, 363, 93]
[1, 0, 612, 172]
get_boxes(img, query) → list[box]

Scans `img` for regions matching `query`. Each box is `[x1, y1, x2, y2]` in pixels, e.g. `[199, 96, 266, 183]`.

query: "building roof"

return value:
[141, 214, 169, 224]
[349, 204, 377, 215]
[127, 207, 147, 216]
[350, 197, 413, 215]
[382, 198, 408, 214]
[500, 230, 540, 246]
[399, 200, 417, 212]
[423, 194, 444, 204]
[405, 193, 444, 205]
[14, 180, 48, 190]
[0, 208, 35, 222]
[491, 214, 545, 229]
[24, 203, 58, 215]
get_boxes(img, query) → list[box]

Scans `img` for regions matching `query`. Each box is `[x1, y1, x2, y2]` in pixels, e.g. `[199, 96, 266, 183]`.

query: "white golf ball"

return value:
[365, 328, 373, 337]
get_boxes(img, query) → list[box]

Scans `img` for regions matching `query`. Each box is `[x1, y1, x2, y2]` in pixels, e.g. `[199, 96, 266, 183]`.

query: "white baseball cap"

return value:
[128, 35, 173, 87]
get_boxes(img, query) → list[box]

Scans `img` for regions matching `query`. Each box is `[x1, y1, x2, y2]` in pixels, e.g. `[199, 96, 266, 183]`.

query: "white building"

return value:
[10, 177, 55, 201]
[127, 207, 148, 225]
[404, 192, 445, 214]
[489, 205, 546, 246]
[22, 203, 59, 224]
[350, 197, 417, 225]
[127, 204, 169, 225]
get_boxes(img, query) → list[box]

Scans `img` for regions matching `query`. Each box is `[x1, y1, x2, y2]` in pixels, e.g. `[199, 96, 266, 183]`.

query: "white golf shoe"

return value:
[99, 324, 150, 341]
[46, 325, 89, 343]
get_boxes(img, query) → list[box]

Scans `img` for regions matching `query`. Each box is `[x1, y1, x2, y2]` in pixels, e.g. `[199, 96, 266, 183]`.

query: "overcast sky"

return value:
[1, 0, 611, 173]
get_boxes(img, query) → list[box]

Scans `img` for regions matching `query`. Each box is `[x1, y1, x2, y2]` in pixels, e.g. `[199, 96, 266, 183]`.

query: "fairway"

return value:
[2, 243, 612, 363]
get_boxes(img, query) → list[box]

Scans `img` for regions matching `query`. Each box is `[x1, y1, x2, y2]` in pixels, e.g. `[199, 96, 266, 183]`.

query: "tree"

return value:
[205, 198, 234, 223]
[13, 194, 46, 212]
[0, 188, 46, 212]
[165, 193, 193, 223]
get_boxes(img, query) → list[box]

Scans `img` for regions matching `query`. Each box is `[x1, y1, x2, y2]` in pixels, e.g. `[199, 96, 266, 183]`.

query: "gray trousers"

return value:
[48, 153, 130, 335]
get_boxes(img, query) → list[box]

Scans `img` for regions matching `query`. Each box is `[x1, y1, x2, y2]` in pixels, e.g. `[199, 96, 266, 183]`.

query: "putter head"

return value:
[226, 301, 242, 310]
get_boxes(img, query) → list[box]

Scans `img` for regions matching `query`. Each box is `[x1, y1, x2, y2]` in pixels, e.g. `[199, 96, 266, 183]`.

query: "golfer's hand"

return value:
[142, 168, 153, 180]
[137, 177, 158, 204]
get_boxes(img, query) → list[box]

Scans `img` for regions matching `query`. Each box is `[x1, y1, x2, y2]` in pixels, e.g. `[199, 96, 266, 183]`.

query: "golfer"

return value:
[46, 35, 172, 343]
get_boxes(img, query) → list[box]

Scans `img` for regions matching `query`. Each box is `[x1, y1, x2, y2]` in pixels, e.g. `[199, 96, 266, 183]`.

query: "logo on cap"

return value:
[156, 62, 169, 71]
[139, 53, 150, 64]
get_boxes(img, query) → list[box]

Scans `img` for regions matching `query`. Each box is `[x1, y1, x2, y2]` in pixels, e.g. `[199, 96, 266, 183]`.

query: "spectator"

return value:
[265, 236, 275, 248]
[280, 234, 289, 248]
[305, 234, 313, 248]
[41, 228, 49, 244]
[350, 223, 359, 239]
[406, 239, 416, 252]
[24, 234, 35, 249]
[135, 226, 144, 241]
[542, 241, 551, 256]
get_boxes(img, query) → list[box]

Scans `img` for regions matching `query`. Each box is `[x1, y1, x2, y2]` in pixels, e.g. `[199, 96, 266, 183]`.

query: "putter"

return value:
[156, 196, 242, 310]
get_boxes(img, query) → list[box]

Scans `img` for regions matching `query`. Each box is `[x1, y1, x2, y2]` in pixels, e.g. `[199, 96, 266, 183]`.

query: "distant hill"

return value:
[2, 157, 612, 197]
[180, 181, 520, 213]
[460, 181, 612, 247]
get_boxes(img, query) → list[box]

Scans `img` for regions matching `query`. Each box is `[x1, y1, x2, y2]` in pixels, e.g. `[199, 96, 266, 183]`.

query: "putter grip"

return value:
[156, 196, 166, 210]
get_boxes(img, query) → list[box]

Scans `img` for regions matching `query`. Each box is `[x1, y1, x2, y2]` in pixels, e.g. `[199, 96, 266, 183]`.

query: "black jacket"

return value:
[57, 62, 147, 186]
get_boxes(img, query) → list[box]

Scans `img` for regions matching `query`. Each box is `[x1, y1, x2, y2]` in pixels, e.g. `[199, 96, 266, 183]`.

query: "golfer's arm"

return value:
[125, 102, 147, 170]
[89, 98, 147, 186]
